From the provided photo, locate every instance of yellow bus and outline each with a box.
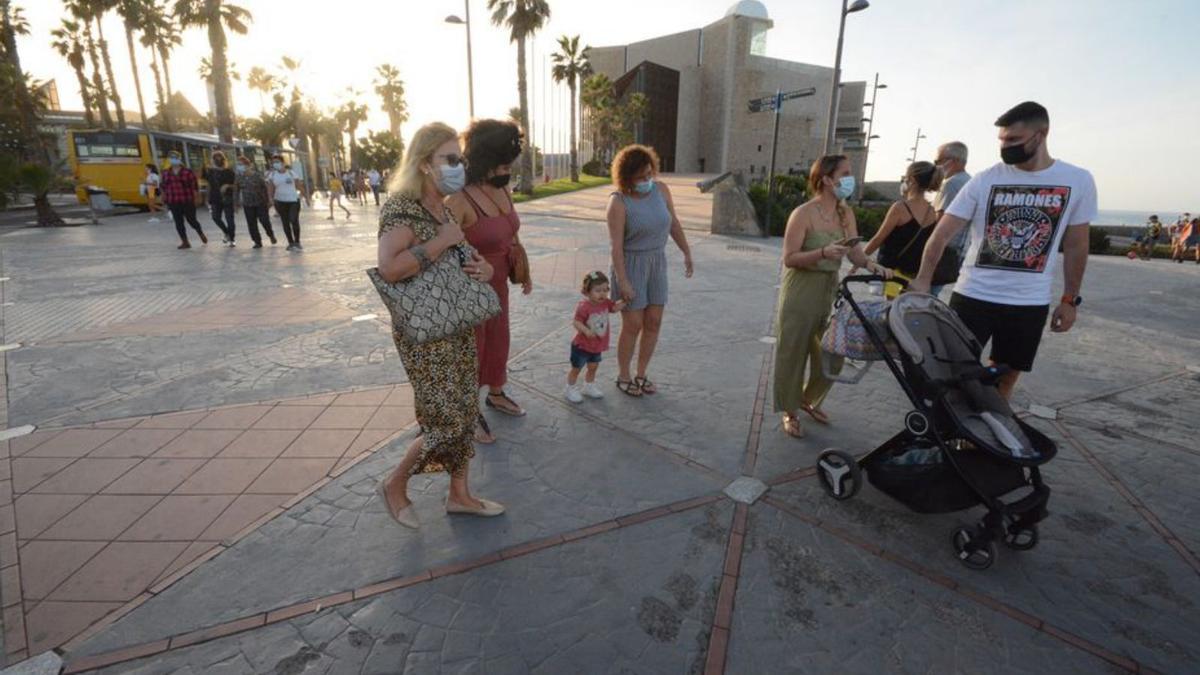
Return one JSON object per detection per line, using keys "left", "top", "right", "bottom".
{"left": 66, "top": 129, "right": 302, "bottom": 207}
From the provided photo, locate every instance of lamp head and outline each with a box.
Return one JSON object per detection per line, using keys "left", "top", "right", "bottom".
{"left": 847, "top": 0, "right": 870, "bottom": 14}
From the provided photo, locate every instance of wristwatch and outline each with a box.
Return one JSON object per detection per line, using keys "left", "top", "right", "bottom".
{"left": 1060, "top": 294, "right": 1082, "bottom": 307}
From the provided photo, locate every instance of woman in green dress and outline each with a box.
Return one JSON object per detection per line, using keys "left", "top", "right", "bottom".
{"left": 773, "top": 155, "right": 891, "bottom": 439}
{"left": 375, "top": 122, "right": 507, "bottom": 528}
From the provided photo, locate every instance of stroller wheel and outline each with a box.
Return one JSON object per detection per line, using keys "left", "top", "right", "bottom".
{"left": 1003, "top": 526, "right": 1039, "bottom": 551}
{"left": 951, "top": 526, "right": 997, "bottom": 570}
{"left": 816, "top": 450, "right": 862, "bottom": 501}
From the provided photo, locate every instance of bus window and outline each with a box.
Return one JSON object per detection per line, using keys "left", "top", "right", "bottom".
{"left": 184, "top": 143, "right": 207, "bottom": 174}
{"left": 153, "top": 137, "right": 184, "bottom": 167}
{"left": 73, "top": 131, "right": 143, "bottom": 163}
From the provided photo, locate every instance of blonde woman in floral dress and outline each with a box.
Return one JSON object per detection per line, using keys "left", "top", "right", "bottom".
{"left": 375, "top": 122, "right": 506, "bottom": 529}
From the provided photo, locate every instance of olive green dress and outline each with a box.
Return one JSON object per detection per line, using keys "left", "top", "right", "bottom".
{"left": 379, "top": 195, "right": 477, "bottom": 476}
{"left": 773, "top": 229, "right": 845, "bottom": 414}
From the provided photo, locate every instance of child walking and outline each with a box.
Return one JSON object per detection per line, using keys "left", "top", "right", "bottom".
{"left": 327, "top": 171, "right": 352, "bottom": 220}
{"left": 566, "top": 271, "right": 625, "bottom": 403}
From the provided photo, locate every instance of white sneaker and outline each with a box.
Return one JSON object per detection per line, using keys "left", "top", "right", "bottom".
{"left": 581, "top": 383, "right": 604, "bottom": 399}
{"left": 564, "top": 385, "right": 583, "bottom": 404}
{"left": 148, "top": 217, "right": 161, "bottom": 223}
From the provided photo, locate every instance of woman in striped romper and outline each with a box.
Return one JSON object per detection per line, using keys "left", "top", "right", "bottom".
{"left": 606, "top": 145, "right": 694, "bottom": 397}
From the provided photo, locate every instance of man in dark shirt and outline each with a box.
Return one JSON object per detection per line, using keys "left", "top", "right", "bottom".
{"left": 235, "top": 155, "right": 277, "bottom": 248}
{"left": 160, "top": 151, "right": 207, "bottom": 249}
{"left": 205, "top": 151, "right": 238, "bottom": 246}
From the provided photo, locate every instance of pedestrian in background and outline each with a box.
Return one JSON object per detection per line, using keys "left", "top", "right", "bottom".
{"left": 236, "top": 155, "right": 276, "bottom": 249}
{"left": 267, "top": 154, "right": 303, "bottom": 251}
{"left": 205, "top": 151, "right": 238, "bottom": 247}
{"left": 160, "top": 150, "right": 208, "bottom": 249}
{"left": 143, "top": 163, "right": 162, "bottom": 223}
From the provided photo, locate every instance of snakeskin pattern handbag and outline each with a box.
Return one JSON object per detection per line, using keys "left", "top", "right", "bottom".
{"left": 367, "top": 243, "right": 501, "bottom": 344}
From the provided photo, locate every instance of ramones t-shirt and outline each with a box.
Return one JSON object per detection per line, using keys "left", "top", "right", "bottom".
{"left": 946, "top": 159, "right": 1098, "bottom": 306}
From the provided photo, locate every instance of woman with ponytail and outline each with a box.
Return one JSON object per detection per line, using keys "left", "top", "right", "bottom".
{"left": 772, "top": 155, "right": 890, "bottom": 439}
{"left": 864, "top": 160, "right": 944, "bottom": 298}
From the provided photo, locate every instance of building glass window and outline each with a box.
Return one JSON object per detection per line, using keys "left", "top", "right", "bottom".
{"left": 750, "top": 25, "right": 768, "bottom": 56}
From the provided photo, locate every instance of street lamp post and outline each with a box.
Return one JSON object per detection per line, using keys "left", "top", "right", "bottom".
{"left": 822, "top": 0, "right": 870, "bottom": 155}
{"left": 445, "top": 1, "right": 475, "bottom": 118}
{"left": 907, "top": 127, "right": 927, "bottom": 163}
{"left": 857, "top": 72, "right": 886, "bottom": 200}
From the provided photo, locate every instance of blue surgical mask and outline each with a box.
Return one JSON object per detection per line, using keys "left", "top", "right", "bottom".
{"left": 169, "top": 158, "right": 181, "bottom": 167}
{"left": 272, "top": 161, "right": 283, "bottom": 171}
{"left": 235, "top": 164, "right": 246, "bottom": 174}
{"left": 634, "top": 177, "right": 655, "bottom": 194}
{"left": 834, "top": 175, "right": 855, "bottom": 200}
{"left": 436, "top": 162, "right": 466, "bottom": 195}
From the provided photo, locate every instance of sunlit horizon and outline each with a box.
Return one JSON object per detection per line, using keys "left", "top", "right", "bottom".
{"left": 11, "top": 0, "right": 1200, "bottom": 213}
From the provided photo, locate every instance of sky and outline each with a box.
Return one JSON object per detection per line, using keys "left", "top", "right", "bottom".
{"left": 12, "top": 0, "right": 1200, "bottom": 212}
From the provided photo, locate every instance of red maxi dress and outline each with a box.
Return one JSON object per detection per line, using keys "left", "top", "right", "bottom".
{"left": 463, "top": 188, "right": 520, "bottom": 389}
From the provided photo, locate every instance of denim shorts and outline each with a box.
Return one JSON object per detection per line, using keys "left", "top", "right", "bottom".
{"left": 570, "top": 344, "right": 603, "bottom": 369}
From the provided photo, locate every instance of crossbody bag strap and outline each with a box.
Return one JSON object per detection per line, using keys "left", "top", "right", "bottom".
{"left": 893, "top": 202, "right": 926, "bottom": 260}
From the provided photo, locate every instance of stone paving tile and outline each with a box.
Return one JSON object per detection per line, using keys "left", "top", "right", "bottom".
{"left": 768, "top": 424, "right": 1200, "bottom": 674}
{"left": 8, "top": 431, "right": 62, "bottom": 457}
{"left": 244, "top": 459, "right": 336, "bottom": 494}
{"left": 50, "top": 542, "right": 188, "bottom": 602}
{"left": 279, "top": 429, "right": 358, "bottom": 459}
{"left": 17, "top": 541, "right": 106, "bottom": 600}
{"left": 152, "top": 430, "right": 242, "bottom": 460}
{"left": 85, "top": 501, "right": 732, "bottom": 675}
{"left": 307, "top": 406, "right": 377, "bottom": 430}
{"left": 100, "top": 458, "right": 206, "bottom": 495}
{"left": 12, "top": 494, "right": 87, "bottom": 539}
{"left": 88, "top": 429, "right": 185, "bottom": 459}
{"left": 20, "top": 430, "right": 122, "bottom": 459}
{"left": 727, "top": 501, "right": 1119, "bottom": 674}
{"left": 190, "top": 406, "right": 273, "bottom": 430}
{"left": 197, "top": 495, "right": 286, "bottom": 542}
{"left": 216, "top": 429, "right": 301, "bottom": 459}
{"left": 173, "top": 459, "right": 273, "bottom": 495}
{"left": 251, "top": 406, "right": 325, "bottom": 431}
{"left": 10, "top": 458, "right": 73, "bottom": 494}
{"left": 38, "top": 495, "right": 161, "bottom": 541}
{"left": 133, "top": 412, "right": 209, "bottom": 430}
{"left": 119, "top": 496, "right": 237, "bottom": 542}
{"left": 71, "top": 403, "right": 724, "bottom": 656}
{"left": 25, "top": 601, "right": 123, "bottom": 656}
{"left": 28, "top": 459, "right": 140, "bottom": 495}
{"left": 1062, "top": 372, "right": 1199, "bottom": 453}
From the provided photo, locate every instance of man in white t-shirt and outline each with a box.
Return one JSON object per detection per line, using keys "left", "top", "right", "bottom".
{"left": 367, "top": 168, "right": 381, "bottom": 205}
{"left": 910, "top": 101, "right": 1098, "bottom": 400}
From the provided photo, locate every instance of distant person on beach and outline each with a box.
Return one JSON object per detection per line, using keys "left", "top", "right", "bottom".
{"left": 1140, "top": 215, "right": 1163, "bottom": 260}
{"left": 1172, "top": 216, "right": 1199, "bottom": 264}
{"left": 908, "top": 101, "right": 1097, "bottom": 401}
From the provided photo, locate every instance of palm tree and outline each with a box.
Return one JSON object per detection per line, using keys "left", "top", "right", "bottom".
{"left": 246, "top": 65, "right": 277, "bottom": 112}
{"left": 199, "top": 56, "right": 239, "bottom": 83}
{"left": 50, "top": 19, "right": 95, "bottom": 126}
{"left": 487, "top": 0, "right": 550, "bottom": 195}
{"left": 174, "top": 0, "right": 251, "bottom": 143}
{"left": 551, "top": 34, "right": 591, "bottom": 182}
{"left": 116, "top": 0, "right": 149, "bottom": 128}
{"left": 65, "top": 0, "right": 112, "bottom": 127}
{"left": 373, "top": 63, "right": 408, "bottom": 139}
{"left": 1, "top": 0, "right": 44, "bottom": 158}
{"left": 137, "top": 0, "right": 177, "bottom": 129}
{"left": 90, "top": 0, "right": 127, "bottom": 128}
{"left": 336, "top": 100, "right": 368, "bottom": 165}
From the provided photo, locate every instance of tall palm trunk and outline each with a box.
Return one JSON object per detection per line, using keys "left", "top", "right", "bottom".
{"left": 83, "top": 21, "right": 112, "bottom": 127}
{"left": 123, "top": 18, "right": 148, "bottom": 129}
{"left": 148, "top": 47, "right": 170, "bottom": 131}
{"left": 73, "top": 59, "right": 95, "bottom": 126}
{"left": 515, "top": 36, "right": 533, "bottom": 194}
{"left": 158, "top": 43, "right": 173, "bottom": 100}
{"left": 1, "top": 10, "right": 44, "bottom": 161}
{"left": 568, "top": 78, "right": 578, "bottom": 182}
{"left": 94, "top": 17, "right": 126, "bottom": 128}
{"left": 207, "top": 16, "right": 234, "bottom": 142}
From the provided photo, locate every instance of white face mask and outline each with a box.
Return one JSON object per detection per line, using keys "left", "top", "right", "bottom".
{"left": 272, "top": 161, "right": 283, "bottom": 171}
{"left": 435, "top": 162, "right": 466, "bottom": 195}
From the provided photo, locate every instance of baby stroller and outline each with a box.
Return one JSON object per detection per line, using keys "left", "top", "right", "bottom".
{"left": 814, "top": 275, "right": 1055, "bottom": 570}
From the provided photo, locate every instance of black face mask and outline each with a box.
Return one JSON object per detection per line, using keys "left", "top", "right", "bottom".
{"left": 1000, "top": 135, "right": 1039, "bottom": 165}
{"left": 487, "top": 173, "right": 511, "bottom": 188}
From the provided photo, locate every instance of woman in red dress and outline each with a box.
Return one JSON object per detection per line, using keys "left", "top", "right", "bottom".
{"left": 447, "top": 119, "right": 532, "bottom": 443}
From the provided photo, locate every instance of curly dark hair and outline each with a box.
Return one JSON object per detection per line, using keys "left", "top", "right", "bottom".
{"left": 611, "top": 144, "right": 660, "bottom": 194}
{"left": 463, "top": 119, "right": 523, "bottom": 185}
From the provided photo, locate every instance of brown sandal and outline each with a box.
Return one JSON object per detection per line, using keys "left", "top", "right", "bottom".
{"left": 616, "top": 379, "right": 643, "bottom": 397}
{"left": 633, "top": 376, "right": 657, "bottom": 395}
{"left": 782, "top": 414, "right": 805, "bottom": 439}
{"left": 474, "top": 414, "right": 496, "bottom": 444}
{"left": 485, "top": 391, "right": 526, "bottom": 417}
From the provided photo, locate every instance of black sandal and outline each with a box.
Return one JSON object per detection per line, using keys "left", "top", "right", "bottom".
{"left": 485, "top": 391, "right": 526, "bottom": 417}
{"left": 633, "top": 376, "right": 657, "bottom": 395}
{"left": 475, "top": 414, "right": 495, "bottom": 444}
{"left": 616, "top": 379, "right": 643, "bottom": 397}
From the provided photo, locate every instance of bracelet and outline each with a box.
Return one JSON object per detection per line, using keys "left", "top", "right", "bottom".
{"left": 410, "top": 244, "right": 432, "bottom": 271}
{"left": 820, "top": 246, "right": 828, "bottom": 260}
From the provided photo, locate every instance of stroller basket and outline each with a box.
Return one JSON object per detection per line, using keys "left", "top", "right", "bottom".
{"left": 863, "top": 432, "right": 1028, "bottom": 514}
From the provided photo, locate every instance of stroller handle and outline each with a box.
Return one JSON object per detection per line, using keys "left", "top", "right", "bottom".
{"left": 840, "top": 274, "right": 908, "bottom": 295}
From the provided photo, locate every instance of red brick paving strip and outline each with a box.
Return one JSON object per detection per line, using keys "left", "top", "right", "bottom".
{"left": 1053, "top": 421, "right": 1200, "bottom": 577}
{"left": 761, "top": 496, "right": 1145, "bottom": 673}
{"left": 702, "top": 502, "right": 749, "bottom": 675}
{"left": 60, "top": 492, "right": 724, "bottom": 673}
{"left": 740, "top": 351, "right": 772, "bottom": 476}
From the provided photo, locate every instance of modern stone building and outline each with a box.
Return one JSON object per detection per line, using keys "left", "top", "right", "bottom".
{"left": 584, "top": 0, "right": 867, "bottom": 185}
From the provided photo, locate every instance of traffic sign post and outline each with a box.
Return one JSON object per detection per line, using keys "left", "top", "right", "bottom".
{"left": 748, "top": 87, "right": 816, "bottom": 237}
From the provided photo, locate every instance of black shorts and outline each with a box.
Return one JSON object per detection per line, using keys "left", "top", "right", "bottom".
{"left": 949, "top": 293, "right": 1049, "bottom": 372}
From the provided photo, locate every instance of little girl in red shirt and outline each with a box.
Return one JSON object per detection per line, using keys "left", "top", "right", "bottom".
{"left": 566, "top": 271, "right": 625, "bottom": 403}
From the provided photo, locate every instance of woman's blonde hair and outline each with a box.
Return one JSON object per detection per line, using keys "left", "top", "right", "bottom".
{"left": 387, "top": 122, "right": 459, "bottom": 199}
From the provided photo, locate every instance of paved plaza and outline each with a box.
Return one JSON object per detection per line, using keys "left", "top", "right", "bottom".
{"left": 0, "top": 180, "right": 1196, "bottom": 673}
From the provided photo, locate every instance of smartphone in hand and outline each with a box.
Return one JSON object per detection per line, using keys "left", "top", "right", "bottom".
{"left": 836, "top": 236, "right": 863, "bottom": 247}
